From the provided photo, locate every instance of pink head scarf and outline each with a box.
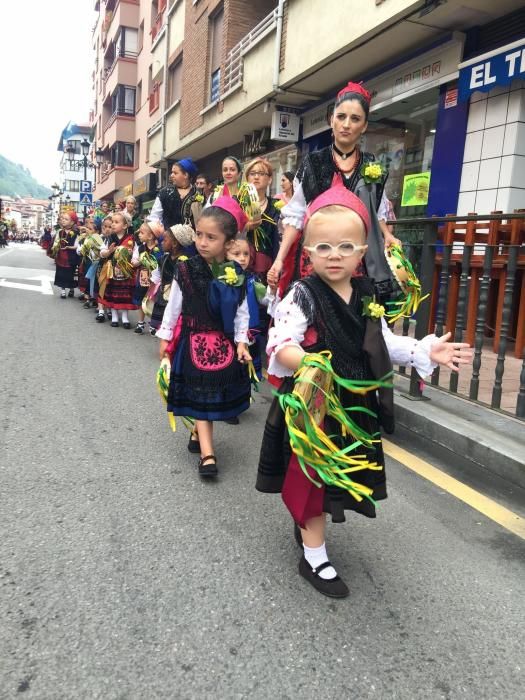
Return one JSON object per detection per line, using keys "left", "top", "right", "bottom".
{"left": 305, "top": 185, "right": 370, "bottom": 235}
{"left": 213, "top": 195, "right": 248, "bottom": 233}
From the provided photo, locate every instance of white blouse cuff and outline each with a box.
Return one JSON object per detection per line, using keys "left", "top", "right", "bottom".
{"left": 408, "top": 334, "right": 438, "bottom": 378}
{"left": 267, "top": 341, "right": 303, "bottom": 378}
{"left": 155, "top": 327, "right": 172, "bottom": 341}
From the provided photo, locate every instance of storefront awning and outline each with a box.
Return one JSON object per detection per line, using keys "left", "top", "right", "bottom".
{"left": 458, "top": 38, "right": 525, "bottom": 101}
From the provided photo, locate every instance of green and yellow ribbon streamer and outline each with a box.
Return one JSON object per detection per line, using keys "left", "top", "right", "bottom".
{"left": 156, "top": 357, "right": 195, "bottom": 433}
{"left": 385, "top": 244, "right": 429, "bottom": 324}
{"left": 278, "top": 352, "right": 393, "bottom": 504}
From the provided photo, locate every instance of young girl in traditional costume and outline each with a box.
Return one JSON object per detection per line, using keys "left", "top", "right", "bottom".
{"left": 97, "top": 211, "right": 138, "bottom": 328}
{"left": 150, "top": 223, "right": 195, "bottom": 333}
{"left": 52, "top": 211, "right": 80, "bottom": 299}
{"left": 95, "top": 216, "right": 114, "bottom": 323}
{"left": 131, "top": 222, "right": 163, "bottom": 334}
{"left": 226, "top": 236, "right": 277, "bottom": 382}
{"left": 256, "top": 187, "right": 472, "bottom": 598}
{"left": 156, "top": 198, "right": 252, "bottom": 478}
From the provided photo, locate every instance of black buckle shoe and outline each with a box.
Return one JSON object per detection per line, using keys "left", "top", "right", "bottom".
{"left": 122, "top": 322, "right": 131, "bottom": 329}
{"left": 298, "top": 556, "right": 349, "bottom": 598}
{"left": 96, "top": 313, "right": 106, "bottom": 323}
{"left": 198, "top": 455, "right": 218, "bottom": 478}
{"left": 188, "top": 435, "right": 201, "bottom": 453}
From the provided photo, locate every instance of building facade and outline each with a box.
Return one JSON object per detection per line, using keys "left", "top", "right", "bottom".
{"left": 91, "top": 0, "right": 158, "bottom": 211}
{"left": 90, "top": 0, "right": 525, "bottom": 218}
{"left": 57, "top": 123, "right": 94, "bottom": 218}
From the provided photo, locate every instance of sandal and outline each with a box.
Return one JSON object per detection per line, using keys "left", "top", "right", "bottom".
{"left": 198, "top": 455, "right": 218, "bottom": 478}
{"left": 298, "top": 556, "right": 349, "bottom": 599}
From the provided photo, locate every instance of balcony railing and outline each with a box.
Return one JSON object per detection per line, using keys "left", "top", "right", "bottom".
{"left": 151, "top": 11, "right": 164, "bottom": 41}
{"left": 103, "top": 107, "right": 135, "bottom": 132}
{"left": 387, "top": 212, "right": 525, "bottom": 419}
{"left": 222, "top": 7, "right": 279, "bottom": 95}
{"left": 103, "top": 49, "right": 138, "bottom": 84}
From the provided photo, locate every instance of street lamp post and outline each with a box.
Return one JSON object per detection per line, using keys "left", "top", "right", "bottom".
{"left": 64, "top": 138, "right": 96, "bottom": 221}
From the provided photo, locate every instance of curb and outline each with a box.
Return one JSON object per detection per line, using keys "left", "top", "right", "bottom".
{"left": 393, "top": 376, "right": 525, "bottom": 490}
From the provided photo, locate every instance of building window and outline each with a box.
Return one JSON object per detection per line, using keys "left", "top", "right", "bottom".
{"left": 65, "top": 180, "right": 81, "bottom": 192}
{"left": 135, "top": 139, "right": 140, "bottom": 169}
{"left": 111, "top": 85, "right": 136, "bottom": 116}
{"left": 168, "top": 60, "right": 182, "bottom": 106}
{"left": 116, "top": 27, "right": 138, "bottom": 58}
{"left": 138, "top": 21, "right": 144, "bottom": 52}
{"left": 209, "top": 7, "right": 223, "bottom": 103}
{"left": 137, "top": 80, "right": 142, "bottom": 112}
{"left": 111, "top": 142, "right": 135, "bottom": 167}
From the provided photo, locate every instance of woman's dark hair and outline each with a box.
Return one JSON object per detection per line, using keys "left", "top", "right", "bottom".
{"left": 199, "top": 206, "right": 237, "bottom": 241}
{"left": 222, "top": 155, "right": 242, "bottom": 173}
{"left": 283, "top": 171, "right": 295, "bottom": 184}
{"left": 334, "top": 91, "right": 370, "bottom": 120}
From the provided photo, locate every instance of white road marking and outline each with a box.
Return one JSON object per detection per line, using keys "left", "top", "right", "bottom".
{"left": 0, "top": 277, "right": 54, "bottom": 295}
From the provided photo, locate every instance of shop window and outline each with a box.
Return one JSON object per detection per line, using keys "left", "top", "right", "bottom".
{"left": 363, "top": 88, "right": 439, "bottom": 219}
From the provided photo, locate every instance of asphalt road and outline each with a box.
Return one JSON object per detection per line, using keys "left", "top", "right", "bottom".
{"left": 1, "top": 243, "right": 524, "bottom": 699}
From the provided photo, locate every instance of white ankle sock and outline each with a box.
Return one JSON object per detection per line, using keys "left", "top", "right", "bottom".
{"left": 111, "top": 309, "right": 118, "bottom": 323}
{"left": 121, "top": 310, "right": 129, "bottom": 323}
{"left": 303, "top": 543, "right": 337, "bottom": 580}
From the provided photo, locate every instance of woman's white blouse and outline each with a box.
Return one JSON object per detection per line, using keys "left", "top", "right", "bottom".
{"left": 156, "top": 278, "right": 250, "bottom": 344}
{"left": 267, "top": 289, "right": 437, "bottom": 379}
{"left": 281, "top": 179, "right": 389, "bottom": 229}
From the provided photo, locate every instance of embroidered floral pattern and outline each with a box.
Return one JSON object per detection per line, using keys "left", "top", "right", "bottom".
{"left": 190, "top": 331, "right": 234, "bottom": 371}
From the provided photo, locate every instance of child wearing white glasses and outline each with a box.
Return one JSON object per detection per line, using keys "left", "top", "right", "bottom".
{"left": 256, "top": 186, "right": 472, "bottom": 599}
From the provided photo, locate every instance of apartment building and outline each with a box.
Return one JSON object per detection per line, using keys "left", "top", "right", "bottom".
{"left": 91, "top": 0, "right": 159, "bottom": 209}
{"left": 146, "top": 0, "right": 525, "bottom": 218}
{"left": 57, "top": 123, "right": 94, "bottom": 217}
{"left": 91, "top": 0, "right": 525, "bottom": 218}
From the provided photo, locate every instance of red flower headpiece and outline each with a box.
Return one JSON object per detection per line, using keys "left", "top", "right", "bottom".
{"left": 336, "top": 81, "right": 372, "bottom": 105}
{"left": 305, "top": 185, "right": 370, "bottom": 235}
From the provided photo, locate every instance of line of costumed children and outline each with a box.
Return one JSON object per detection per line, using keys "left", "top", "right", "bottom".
{"left": 153, "top": 182, "right": 470, "bottom": 598}
{"left": 48, "top": 139, "right": 471, "bottom": 601}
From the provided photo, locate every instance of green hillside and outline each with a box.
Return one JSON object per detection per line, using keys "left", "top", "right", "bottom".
{"left": 0, "top": 154, "right": 51, "bottom": 198}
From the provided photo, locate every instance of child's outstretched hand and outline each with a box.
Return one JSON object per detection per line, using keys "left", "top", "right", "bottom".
{"left": 429, "top": 332, "right": 472, "bottom": 372}
{"left": 237, "top": 342, "right": 252, "bottom": 364}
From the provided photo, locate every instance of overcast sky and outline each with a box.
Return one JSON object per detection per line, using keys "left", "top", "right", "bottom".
{"left": 0, "top": 1, "right": 96, "bottom": 188}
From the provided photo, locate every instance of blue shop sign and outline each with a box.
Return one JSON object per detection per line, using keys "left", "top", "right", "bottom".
{"left": 458, "top": 38, "right": 525, "bottom": 101}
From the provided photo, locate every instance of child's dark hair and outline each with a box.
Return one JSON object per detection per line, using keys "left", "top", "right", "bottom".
{"left": 199, "top": 206, "right": 237, "bottom": 241}
{"left": 334, "top": 91, "right": 370, "bottom": 120}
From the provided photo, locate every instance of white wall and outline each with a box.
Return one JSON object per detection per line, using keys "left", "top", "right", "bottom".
{"left": 457, "top": 80, "right": 525, "bottom": 215}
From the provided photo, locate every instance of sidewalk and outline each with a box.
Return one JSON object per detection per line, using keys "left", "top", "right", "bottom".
{"left": 393, "top": 374, "right": 525, "bottom": 491}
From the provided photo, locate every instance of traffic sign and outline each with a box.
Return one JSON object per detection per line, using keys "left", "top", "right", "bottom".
{"left": 80, "top": 180, "right": 92, "bottom": 193}
{"left": 79, "top": 193, "right": 93, "bottom": 206}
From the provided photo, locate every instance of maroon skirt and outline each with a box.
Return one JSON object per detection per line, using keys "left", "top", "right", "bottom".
{"left": 98, "top": 275, "right": 138, "bottom": 310}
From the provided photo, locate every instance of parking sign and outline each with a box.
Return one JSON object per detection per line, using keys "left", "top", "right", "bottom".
{"left": 80, "top": 181, "right": 92, "bottom": 193}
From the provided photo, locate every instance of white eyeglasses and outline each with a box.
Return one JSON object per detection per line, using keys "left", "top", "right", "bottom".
{"left": 303, "top": 242, "right": 367, "bottom": 258}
